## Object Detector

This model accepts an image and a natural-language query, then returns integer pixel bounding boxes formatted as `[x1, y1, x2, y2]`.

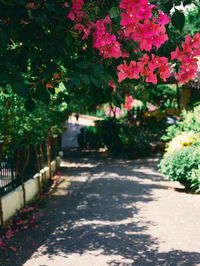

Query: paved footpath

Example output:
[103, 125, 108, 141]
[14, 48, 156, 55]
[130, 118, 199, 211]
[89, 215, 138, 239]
[1, 116, 200, 266]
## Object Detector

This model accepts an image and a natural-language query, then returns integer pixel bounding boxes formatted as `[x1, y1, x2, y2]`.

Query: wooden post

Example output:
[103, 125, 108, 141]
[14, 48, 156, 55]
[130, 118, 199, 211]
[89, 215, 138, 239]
[46, 136, 51, 180]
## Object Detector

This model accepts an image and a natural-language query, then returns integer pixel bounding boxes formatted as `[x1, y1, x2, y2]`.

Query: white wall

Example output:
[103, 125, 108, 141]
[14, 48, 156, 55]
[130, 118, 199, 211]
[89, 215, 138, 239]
[1, 157, 60, 224]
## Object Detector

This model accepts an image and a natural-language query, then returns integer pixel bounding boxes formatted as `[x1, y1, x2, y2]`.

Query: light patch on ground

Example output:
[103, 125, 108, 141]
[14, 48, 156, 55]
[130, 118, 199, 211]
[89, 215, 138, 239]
[23, 249, 133, 266]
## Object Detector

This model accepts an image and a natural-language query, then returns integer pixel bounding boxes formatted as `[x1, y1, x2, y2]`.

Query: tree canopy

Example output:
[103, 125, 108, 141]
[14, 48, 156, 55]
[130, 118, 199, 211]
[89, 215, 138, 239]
[0, 0, 199, 111]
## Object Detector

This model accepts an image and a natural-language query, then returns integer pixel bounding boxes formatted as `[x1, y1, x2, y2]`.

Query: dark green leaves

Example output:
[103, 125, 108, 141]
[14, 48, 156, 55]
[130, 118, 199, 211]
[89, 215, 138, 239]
[11, 80, 28, 99]
[76, 61, 90, 70]
[171, 9, 185, 32]
[25, 97, 35, 111]
[183, 0, 192, 6]
[80, 74, 90, 85]
[163, 3, 173, 13]
[92, 64, 104, 77]
[71, 73, 81, 87]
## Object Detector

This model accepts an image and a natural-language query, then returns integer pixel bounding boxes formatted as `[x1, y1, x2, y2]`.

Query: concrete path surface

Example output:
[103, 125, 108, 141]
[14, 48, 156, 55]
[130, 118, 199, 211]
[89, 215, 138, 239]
[1, 116, 200, 265]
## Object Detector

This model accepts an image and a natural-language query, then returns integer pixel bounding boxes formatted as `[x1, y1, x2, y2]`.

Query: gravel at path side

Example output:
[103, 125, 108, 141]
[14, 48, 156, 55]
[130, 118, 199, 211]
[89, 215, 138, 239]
[2, 152, 200, 266]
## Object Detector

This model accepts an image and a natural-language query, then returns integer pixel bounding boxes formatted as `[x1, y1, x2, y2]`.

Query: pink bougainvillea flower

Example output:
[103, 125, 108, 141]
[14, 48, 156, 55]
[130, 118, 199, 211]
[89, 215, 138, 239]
[66, 12, 75, 21]
[64, 2, 69, 8]
[171, 33, 200, 84]
[125, 96, 134, 111]
[108, 80, 116, 91]
[105, 105, 113, 116]
[115, 107, 123, 117]
[157, 11, 170, 25]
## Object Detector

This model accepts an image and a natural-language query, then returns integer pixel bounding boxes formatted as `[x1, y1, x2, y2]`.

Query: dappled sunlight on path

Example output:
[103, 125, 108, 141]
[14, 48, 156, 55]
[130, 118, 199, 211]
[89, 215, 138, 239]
[15, 154, 200, 265]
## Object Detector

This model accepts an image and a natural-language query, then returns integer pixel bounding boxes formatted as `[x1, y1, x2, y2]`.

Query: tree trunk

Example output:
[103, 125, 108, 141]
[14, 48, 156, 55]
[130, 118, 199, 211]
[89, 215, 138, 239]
[176, 83, 180, 109]
[34, 146, 42, 197]
[40, 140, 45, 169]
[16, 145, 30, 207]
[53, 137, 58, 172]
[46, 137, 51, 180]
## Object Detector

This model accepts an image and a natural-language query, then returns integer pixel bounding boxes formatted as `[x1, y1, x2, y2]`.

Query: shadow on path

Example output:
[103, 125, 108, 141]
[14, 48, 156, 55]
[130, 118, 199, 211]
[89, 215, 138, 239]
[1, 151, 200, 265]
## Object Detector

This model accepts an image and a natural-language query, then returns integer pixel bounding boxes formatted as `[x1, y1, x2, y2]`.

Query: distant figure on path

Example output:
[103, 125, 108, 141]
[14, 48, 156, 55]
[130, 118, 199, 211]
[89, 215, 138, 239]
[75, 113, 79, 123]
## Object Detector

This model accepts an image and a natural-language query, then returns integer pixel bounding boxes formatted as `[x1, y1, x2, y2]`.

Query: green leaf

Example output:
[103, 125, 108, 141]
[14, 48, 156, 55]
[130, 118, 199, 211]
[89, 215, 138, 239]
[71, 73, 81, 87]
[171, 9, 185, 32]
[65, 33, 73, 47]
[90, 75, 100, 88]
[100, 72, 110, 87]
[183, 0, 192, 6]
[76, 61, 90, 70]
[11, 80, 28, 99]
[25, 97, 35, 111]
[163, 3, 173, 13]
[80, 74, 90, 85]
[38, 88, 50, 105]
[92, 64, 104, 77]
[63, 81, 73, 90]
[0, 0, 13, 5]
[0, 30, 8, 49]
[112, 93, 123, 108]
[110, 7, 119, 19]
[48, 86, 55, 95]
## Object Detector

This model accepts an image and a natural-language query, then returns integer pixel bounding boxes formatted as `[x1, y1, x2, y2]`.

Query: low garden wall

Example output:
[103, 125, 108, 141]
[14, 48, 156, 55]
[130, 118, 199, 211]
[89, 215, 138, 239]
[1, 157, 60, 225]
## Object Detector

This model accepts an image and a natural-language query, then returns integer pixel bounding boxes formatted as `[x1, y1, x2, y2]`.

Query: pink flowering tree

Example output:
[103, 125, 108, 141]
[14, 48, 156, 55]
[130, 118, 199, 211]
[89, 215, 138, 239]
[0, 0, 199, 111]
[66, 0, 200, 112]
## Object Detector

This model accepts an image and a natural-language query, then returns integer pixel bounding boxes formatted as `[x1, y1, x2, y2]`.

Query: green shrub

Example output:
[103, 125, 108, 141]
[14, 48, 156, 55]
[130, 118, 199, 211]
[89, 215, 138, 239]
[85, 126, 102, 150]
[159, 145, 200, 190]
[86, 118, 152, 158]
[162, 105, 200, 143]
[95, 118, 125, 154]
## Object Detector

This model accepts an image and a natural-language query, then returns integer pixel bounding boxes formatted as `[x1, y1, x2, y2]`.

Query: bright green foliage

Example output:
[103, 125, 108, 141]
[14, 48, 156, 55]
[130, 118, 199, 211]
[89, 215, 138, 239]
[162, 105, 200, 142]
[159, 145, 200, 190]
[185, 5, 200, 35]
[159, 104, 200, 192]
[0, 86, 68, 158]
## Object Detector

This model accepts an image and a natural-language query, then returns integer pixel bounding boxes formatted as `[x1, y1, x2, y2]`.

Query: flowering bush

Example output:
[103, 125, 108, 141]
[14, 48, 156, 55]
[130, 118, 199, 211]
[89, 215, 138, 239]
[165, 131, 200, 155]
[67, 0, 200, 90]
[159, 105, 200, 192]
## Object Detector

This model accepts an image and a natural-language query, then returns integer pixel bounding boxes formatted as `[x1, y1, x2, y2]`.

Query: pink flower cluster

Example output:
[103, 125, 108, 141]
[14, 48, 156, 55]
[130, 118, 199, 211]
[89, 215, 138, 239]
[120, 0, 170, 51]
[124, 96, 134, 111]
[66, 0, 85, 22]
[117, 54, 170, 84]
[108, 80, 116, 91]
[66, 0, 199, 86]
[93, 16, 123, 59]
[105, 105, 123, 117]
[171, 33, 200, 84]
